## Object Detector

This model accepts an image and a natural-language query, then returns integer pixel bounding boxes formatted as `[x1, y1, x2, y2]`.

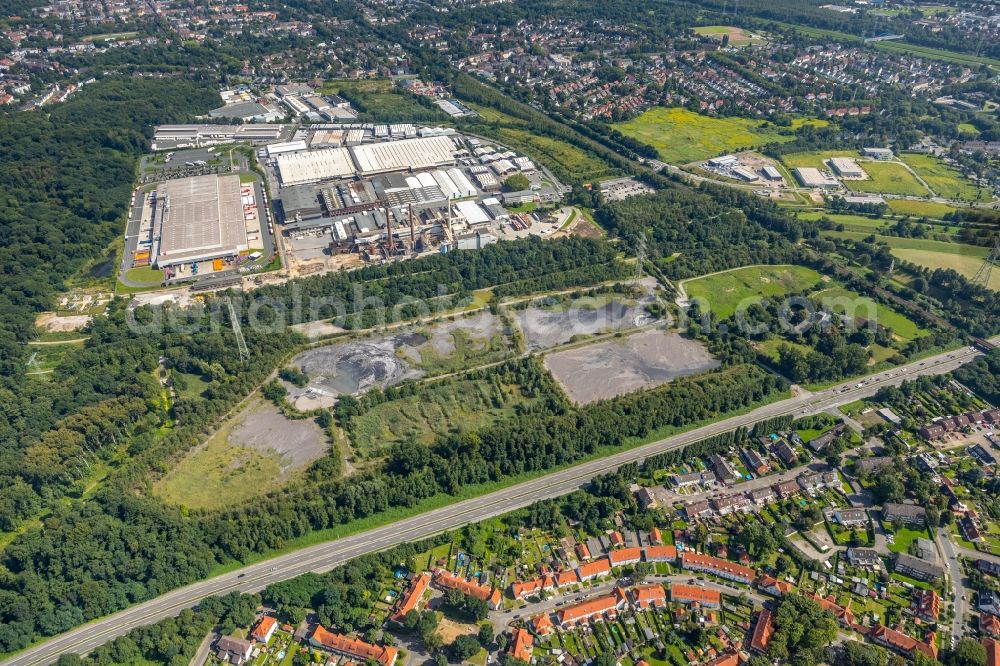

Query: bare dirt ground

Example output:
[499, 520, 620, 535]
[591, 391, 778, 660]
[35, 312, 92, 332]
[436, 617, 479, 644]
[230, 400, 328, 472]
[516, 292, 658, 351]
[289, 335, 426, 409]
[291, 320, 347, 339]
[544, 328, 720, 404]
[401, 312, 503, 362]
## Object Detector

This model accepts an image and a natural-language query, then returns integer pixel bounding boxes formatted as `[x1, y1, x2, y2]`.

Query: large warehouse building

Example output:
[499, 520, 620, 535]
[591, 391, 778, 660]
[274, 135, 459, 185]
[153, 174, 249, 267]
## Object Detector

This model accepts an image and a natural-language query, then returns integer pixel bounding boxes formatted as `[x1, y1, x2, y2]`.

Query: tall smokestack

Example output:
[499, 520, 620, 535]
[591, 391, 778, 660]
[384, 205, 395, 254]
[409, 203, 416, 251]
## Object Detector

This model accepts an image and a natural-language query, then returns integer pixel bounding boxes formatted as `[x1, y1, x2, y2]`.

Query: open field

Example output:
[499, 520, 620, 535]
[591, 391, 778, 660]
[779, 149, 861, 171]
[286, 313, 514, 408]
[692, 25, 765, 47]
[682, 264, 825, 319]
[319, 79, 442, 122]
[843, 162, 929, 196]
[898, 152, 987, 201]
[124, 266, 164, 284]
[885, 199, 960, 219]
[153, 397, 328, 510]
[822, 230, 999, 289]
[811, 285, 927, 341]
[797, 211, 889, 232]
[346, 376, 544, 457]
[612, 107, 827, 165]
[543, 329, 719, 404]
[496, 127, 614, 181]
[515, 290, 659, 351]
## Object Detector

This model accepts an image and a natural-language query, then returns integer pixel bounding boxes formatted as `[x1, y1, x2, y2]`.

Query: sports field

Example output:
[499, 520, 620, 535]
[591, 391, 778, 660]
[898, 153, 987, 201]
[843, 162, 929, 196]
[811, 285, 927, 341]
[682, 264, 825, 319]
[692, 25, 765, 47]
[612, 107, 828, 165]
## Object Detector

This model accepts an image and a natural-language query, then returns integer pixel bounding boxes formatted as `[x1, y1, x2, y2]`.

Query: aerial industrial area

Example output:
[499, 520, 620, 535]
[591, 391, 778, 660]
[123, 117, 568, 291]
[4, 2, 1000, 666]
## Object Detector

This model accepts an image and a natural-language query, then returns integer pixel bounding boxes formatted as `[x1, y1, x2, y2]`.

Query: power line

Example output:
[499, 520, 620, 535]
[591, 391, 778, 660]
[971, 235, 999, 287]
[226, 297, 249, 364]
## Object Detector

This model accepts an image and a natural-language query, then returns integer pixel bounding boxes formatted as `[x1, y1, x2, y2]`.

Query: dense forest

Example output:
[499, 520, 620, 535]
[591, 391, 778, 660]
[595, 185, 807, 278]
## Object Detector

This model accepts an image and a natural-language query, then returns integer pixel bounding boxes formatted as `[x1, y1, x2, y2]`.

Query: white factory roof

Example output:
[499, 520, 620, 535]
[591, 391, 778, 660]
[267, 140, 309, 157]
[447, 168, 477, 197]
[156, 174, 247, 266]
[276, 147, 355, 185]
[455, 200, 490, 225]
[350, 135, 457, 175]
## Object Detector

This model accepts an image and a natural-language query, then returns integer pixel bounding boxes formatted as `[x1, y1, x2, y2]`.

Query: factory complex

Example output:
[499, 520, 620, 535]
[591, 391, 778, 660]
[267, 125, 564, 266]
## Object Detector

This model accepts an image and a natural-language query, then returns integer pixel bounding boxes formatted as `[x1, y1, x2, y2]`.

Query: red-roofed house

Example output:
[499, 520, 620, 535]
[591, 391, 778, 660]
[509, 627, 533, 663]
[556, 589, 627, 627]
[391, 572, 432, 623]
[251, 616, 278, 644]
[756, 575, 793, 597]
[610, 531, 625, 548]
[870, 626, 937, 661]
[670, 583, 721, 608]
[554, 570, 579, 587]
[644, 545, 677, 562]
[309, 626, 399, 666]
[649, 528, 663, 545]
[805, 592, 857, 627]
[983, 638, 999, 666]
[577, 559, 612, 582]
[511, 577, 552, 599]
[704, 651, 741, 666]
[575, 543, 592, 561]
[914, 589, 940, 622]
[609, 547, 643, 567]
[630, 584, 668, 609]
[680, 552, 756, 584]
[750, 609, 775, 653]
[532, 614, 554, 636]
[982, 614, 1000, 638]
[434, 570, 502, 610]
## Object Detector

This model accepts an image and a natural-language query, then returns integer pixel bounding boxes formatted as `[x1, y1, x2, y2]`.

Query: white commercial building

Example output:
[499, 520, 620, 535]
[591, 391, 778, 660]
[276, 147, 356, 185]
[793, 167, 839, 189]
[829, 157, 866, 179]
[350, 136, 457, 175]
[154, 174, 248, 267]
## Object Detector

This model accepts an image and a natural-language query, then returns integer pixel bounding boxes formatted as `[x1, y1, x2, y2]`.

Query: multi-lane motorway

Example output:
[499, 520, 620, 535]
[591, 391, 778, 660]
[3, 339, 995, 666]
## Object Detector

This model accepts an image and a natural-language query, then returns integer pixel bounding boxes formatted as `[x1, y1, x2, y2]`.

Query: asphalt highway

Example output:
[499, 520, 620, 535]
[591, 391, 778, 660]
[3, 339, 995, 666]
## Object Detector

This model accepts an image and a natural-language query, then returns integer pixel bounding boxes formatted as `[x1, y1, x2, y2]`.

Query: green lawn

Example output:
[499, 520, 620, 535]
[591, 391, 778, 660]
[810, 285, 927, 341]
[613, 107, 828, 165]
[318, 79, 443, 122]
[797, 211, 889, 232]
[124, 266, 163, 284]
[886, 525, 930, 554]
[844, 162, 929, 197]
[885, 199, 960, 219]
[757, 338, 813, 363]
[822, 231, 1000, 290]
[898, 152, 988, 201]
[682, 264, 825, 319]
[780, 150, 862, 170]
